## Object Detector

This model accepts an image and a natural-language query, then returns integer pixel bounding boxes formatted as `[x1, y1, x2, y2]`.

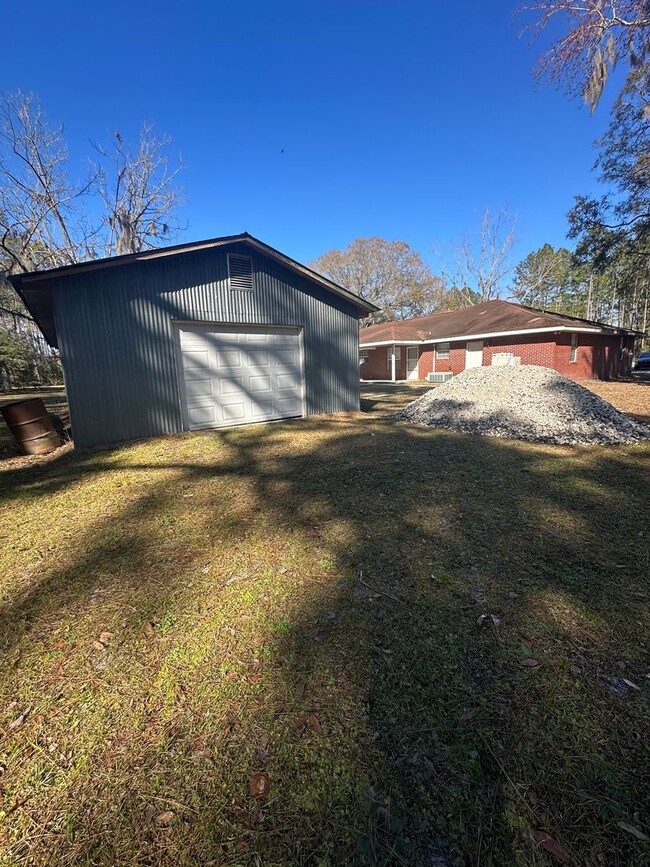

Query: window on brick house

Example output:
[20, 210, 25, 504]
[570, 334, 578, 362]
[359, 349, 369, 365]
[436, 342, 450, 359]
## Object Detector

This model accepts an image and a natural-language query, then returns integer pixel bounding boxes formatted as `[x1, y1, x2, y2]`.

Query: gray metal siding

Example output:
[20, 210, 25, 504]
[53, 244, 360, 448]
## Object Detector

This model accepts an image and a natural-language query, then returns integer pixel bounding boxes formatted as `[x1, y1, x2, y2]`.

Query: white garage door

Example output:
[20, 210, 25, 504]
[176, 324, 304, 430]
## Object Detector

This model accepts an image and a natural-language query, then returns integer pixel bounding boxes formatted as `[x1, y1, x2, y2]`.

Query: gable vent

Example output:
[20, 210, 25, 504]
[228, 254, 254, 291]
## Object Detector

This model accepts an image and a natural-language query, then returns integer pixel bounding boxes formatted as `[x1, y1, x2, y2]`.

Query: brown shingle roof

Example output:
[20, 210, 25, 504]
[359, 300, 643, 345]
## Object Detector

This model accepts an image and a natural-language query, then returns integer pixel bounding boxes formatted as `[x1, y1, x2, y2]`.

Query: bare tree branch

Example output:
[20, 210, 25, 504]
[439, 207, 517, 306]
[92, 123, 185, 255]
[520, 1, 650, 110]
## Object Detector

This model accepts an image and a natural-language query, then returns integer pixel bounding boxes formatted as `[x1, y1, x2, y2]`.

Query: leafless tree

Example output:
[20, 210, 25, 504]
[0, 92, 184, 277]
[521, 1, 650, 110]
[0, 91, 98, 273]
[440, 208, 517, 307]
[93, 123, 184, 255]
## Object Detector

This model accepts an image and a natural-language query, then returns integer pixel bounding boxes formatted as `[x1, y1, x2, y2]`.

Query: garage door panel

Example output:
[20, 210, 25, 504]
[247, 350, 269, 366]
[187, 404, 219, 428]
[251, 400, 274, 418]
[219, 377, 244, 395]
[182, 350, 210, 378]
[276, 349, 298, 366]
[222, 402, 247, 421]
[278, 397, 302, 415]
[216, 350, 242, 369]
[277, 373, 298, 389]
[185, 378, 214, 398]
[178, 325, 303, 430]
[250, 375, 272, 392]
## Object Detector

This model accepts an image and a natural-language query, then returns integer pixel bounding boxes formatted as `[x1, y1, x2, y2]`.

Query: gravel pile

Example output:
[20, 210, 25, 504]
[394, 365, 650, 445]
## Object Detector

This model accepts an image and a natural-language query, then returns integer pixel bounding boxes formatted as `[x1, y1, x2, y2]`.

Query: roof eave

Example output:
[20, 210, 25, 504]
[11, 232, 377, 317]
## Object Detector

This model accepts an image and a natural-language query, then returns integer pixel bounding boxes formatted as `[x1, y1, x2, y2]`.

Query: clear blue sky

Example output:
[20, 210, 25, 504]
[4, 0, 617, 272]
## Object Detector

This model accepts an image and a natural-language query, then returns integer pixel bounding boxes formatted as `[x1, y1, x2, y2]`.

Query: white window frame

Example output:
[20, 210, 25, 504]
[359, 349, 369, 364]
[570, 334, 578, 362]
[436, 342, 450, 359]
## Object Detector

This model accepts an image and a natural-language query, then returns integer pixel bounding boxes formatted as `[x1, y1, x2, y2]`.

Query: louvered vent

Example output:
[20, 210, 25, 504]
[228, 254, 254, 291]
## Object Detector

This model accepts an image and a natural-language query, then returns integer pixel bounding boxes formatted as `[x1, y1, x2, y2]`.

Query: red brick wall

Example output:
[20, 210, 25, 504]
[483, 335, 555, 369]
[553, 333, 631, 380]
[412, 333, 630, 381]
[360, 346, 407, 380]
[418, 343, 476, 376]
[418, 348, 435, 379]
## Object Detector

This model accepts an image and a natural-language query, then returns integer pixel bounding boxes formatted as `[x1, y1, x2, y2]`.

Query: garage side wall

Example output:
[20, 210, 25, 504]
[53, 244, 360, 447]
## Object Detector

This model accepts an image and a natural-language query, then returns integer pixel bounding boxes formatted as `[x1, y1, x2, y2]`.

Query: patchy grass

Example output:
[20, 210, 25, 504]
[0, 389, 649, 866]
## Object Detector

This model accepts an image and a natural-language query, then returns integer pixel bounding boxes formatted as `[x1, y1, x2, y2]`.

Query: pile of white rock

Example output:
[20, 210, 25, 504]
[395, 365, 650, 445]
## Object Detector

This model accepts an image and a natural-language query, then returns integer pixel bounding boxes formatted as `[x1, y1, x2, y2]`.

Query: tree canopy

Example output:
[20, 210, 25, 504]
[309, 237, 446, 324]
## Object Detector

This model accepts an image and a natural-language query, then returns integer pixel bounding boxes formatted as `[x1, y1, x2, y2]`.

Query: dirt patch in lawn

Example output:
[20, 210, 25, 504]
[0, 416, 648, 866]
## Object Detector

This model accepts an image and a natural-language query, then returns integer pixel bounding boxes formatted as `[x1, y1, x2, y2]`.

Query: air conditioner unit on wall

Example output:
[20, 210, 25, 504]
[427, 372, 454, 383]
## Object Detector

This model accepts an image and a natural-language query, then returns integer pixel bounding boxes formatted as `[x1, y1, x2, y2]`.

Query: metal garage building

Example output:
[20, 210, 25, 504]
[11, 233, 376, 448]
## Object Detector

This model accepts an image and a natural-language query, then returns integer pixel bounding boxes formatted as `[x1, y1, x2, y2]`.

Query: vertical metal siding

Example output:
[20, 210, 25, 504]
[53, 244, 360, 448]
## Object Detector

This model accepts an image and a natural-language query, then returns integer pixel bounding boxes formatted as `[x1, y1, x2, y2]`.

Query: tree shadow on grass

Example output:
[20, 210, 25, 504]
[0, 418, 648, 866]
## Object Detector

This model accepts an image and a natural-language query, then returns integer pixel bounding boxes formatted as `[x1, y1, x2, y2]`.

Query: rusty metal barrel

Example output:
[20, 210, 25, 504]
[1, 398, 63, 455]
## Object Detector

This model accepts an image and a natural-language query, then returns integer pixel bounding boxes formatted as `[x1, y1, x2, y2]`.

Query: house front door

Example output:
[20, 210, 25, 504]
[465, 340, 484, 369]
[406, 346, 419, 380]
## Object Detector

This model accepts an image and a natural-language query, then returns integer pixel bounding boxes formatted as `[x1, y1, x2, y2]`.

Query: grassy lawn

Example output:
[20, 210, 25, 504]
[0, 386, 649, 865]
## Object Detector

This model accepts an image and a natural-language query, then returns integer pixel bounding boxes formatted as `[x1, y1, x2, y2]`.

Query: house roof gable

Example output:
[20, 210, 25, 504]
[9, 232, 378, 348]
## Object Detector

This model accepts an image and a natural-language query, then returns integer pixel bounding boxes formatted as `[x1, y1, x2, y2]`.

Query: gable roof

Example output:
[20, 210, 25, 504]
[9, 232, 378, 348]
[359, 299, 644, 346]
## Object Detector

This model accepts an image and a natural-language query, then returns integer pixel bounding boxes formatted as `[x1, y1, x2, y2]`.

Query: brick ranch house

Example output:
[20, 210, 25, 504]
[359, 299, 642, 382]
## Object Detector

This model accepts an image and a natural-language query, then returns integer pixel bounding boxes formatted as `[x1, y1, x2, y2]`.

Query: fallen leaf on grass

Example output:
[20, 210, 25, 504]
[617, 821, 649, 841]
[534, 830, 570, 863]
[144, 622, 154, 637]
[519, 658, 541, 668]
[98, 631, 113, 645]
[249, 772, 270, 797]
[155, 810, 175, 826]
[477, 613, 500, 627]
[622, 678, 640, 691]
[191, 748, 212, 761]
[8, 708, 31, 729]
[92, 641, 106, 653]
[292, 714, 323, 735]
[307, 713, 322, 733]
